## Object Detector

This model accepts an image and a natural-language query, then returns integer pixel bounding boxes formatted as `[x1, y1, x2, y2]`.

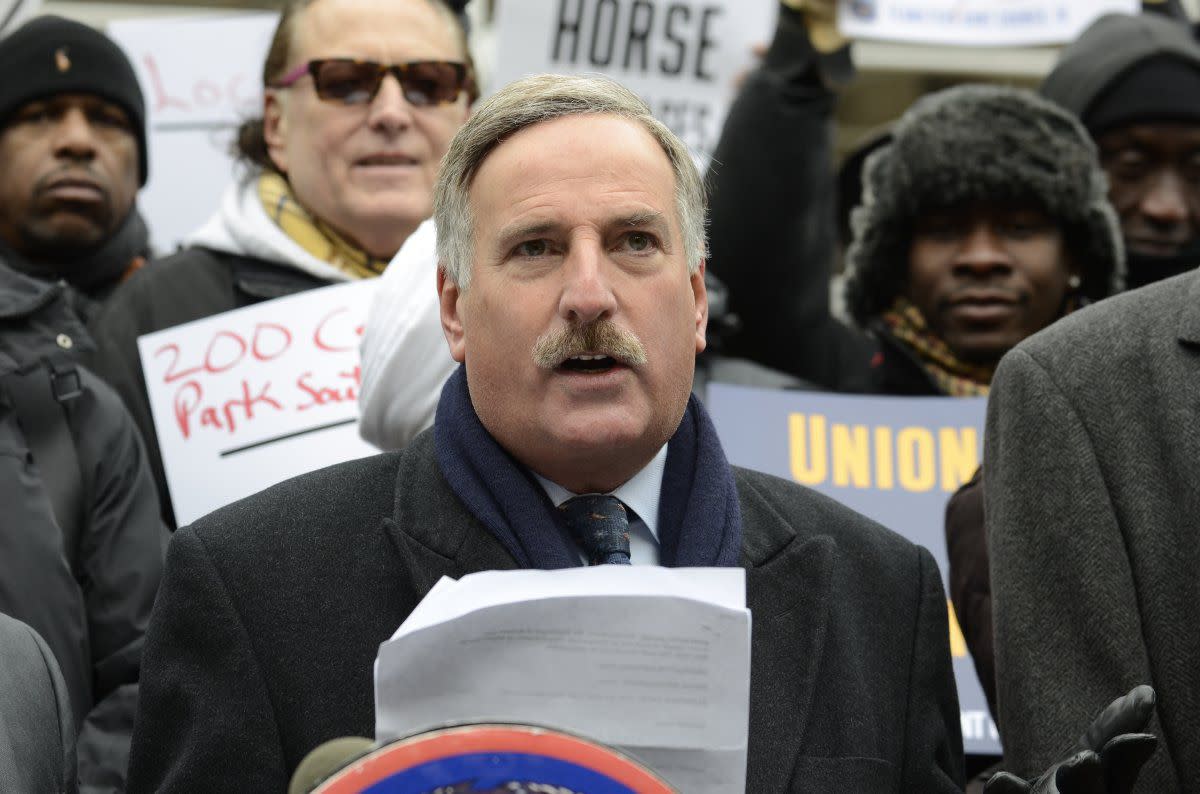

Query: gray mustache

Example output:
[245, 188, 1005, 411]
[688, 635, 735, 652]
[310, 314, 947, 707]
[532, 320, 648, 369]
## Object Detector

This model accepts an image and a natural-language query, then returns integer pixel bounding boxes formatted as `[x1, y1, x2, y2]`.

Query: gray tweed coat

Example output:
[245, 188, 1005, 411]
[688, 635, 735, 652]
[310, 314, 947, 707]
[0, 612, 76, 793]
[127, 430, 964, 792]
[985, 269, 1200, 792]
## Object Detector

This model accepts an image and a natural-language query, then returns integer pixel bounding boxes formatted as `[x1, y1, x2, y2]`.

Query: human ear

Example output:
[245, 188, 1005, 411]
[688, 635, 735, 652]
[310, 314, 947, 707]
[438, 267, 467, 362]
[692, 260, 709, 354]
[263, 91, 289, 174]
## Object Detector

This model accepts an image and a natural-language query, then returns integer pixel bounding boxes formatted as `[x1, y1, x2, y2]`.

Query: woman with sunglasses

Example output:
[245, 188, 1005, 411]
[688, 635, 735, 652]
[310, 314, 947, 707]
[86, 0, 476, 529]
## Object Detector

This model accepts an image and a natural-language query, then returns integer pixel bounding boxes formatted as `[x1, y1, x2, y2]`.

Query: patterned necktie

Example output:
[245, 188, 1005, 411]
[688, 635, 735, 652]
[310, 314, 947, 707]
[559, 494, 632, 565]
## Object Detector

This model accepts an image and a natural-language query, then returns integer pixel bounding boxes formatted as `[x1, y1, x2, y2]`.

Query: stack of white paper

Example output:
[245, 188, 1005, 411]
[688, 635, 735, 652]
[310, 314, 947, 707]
[374, 566, 751, 793]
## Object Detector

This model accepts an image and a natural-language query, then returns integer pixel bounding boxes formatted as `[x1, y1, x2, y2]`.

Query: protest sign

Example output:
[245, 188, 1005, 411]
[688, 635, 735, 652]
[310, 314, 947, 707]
[706, 384, 1000, 754]
[137, 281, 381, 526]
[838, 0, 1139, 47]
[491, 0, 775, 165]
[0, 0, 41, 36]
[107, 14, 277, 252]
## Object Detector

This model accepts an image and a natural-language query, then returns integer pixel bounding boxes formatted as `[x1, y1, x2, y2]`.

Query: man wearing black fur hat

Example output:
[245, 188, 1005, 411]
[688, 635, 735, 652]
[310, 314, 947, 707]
[1041, 12, 1200, 290]
[0, 15, 150, 314]
[711, 76, 1123, 396]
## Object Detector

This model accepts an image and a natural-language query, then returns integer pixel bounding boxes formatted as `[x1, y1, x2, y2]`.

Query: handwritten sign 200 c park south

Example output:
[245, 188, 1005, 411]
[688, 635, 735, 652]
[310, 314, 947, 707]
[137, 280, 381, 526]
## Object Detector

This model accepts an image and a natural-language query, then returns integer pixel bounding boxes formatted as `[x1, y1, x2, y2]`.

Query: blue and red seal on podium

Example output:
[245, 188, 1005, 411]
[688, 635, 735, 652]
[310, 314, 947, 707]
[311, 724, 677, 794]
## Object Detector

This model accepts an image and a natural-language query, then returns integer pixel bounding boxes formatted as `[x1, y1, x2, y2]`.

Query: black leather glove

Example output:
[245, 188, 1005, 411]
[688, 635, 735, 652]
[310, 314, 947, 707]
[984, 685, 1158, 794]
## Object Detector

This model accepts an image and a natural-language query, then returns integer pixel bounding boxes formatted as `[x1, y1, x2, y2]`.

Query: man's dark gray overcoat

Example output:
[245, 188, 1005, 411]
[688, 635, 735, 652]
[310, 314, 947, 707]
[986, 269, 1200, 792]
[128, 431, 964, 792]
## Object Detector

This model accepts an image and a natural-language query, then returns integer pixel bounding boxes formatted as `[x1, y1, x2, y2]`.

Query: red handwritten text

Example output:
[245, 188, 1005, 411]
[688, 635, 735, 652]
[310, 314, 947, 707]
[174, 379, 283, 438]
[314, 307, 364, 353]
[295, 366, 362, 411]
[142, 54, 253, 115]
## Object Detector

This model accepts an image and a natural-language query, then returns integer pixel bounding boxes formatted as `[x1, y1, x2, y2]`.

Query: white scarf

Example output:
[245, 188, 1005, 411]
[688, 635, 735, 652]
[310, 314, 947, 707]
[357, 219, 457, 451]
[185, 174, 353, 283]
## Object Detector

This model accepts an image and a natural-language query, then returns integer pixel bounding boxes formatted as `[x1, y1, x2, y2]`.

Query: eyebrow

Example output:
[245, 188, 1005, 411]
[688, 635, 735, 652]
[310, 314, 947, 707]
[495, 221, 559, 252]
[494, 211, 674, 251]
[614, 210, 672, 239]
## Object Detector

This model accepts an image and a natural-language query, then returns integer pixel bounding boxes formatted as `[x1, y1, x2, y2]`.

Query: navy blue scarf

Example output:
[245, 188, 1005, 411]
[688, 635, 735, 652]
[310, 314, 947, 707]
[434, 366, 742, 569]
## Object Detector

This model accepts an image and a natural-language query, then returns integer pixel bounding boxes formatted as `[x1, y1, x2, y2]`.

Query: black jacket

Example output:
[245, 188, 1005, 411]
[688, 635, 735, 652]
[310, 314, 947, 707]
[1040, 12, 1200, 122]
[128, 430, 964, 793]
[0, 262, 166, 792]
[87, 246, 330, 527]
[0, 208, 154, 321]
[706, 11, 940, 397]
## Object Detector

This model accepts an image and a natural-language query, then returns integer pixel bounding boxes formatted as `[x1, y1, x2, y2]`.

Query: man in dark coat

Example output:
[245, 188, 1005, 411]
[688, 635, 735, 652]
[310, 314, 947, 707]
[0, 259, 166, 792]
[985, 267, 1200, 792]
[1040, 12, 1200, 290]
[947, 8, 1200, 738]
[128, 72, 967, 793]
[0, 16, 151, 316]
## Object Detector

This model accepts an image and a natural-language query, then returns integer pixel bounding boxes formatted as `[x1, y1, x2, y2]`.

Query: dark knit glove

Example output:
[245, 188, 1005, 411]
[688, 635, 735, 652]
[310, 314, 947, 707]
[985, 686, 1157, 794]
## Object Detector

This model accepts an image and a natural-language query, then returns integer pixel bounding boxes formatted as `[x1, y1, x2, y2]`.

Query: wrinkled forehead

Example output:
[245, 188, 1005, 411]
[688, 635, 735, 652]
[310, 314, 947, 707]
[290, 0, 465, 63]
[468, 114, 681, 219]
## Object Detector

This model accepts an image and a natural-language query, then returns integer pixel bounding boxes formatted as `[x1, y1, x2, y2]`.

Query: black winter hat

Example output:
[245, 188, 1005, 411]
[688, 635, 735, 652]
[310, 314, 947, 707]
[843, 84, 1124, 327]
[0, 15, 147, 185]
[1040, 13, 1200, 126]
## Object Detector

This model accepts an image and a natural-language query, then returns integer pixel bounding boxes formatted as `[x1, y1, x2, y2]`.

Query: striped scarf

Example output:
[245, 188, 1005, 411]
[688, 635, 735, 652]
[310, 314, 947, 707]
[881, 297, 994, 397]
[257, 172, 389, 279]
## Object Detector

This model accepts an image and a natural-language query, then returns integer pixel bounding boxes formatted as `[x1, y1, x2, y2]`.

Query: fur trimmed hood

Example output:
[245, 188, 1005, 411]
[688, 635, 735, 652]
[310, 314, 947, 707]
[843, 84, 1125, 326]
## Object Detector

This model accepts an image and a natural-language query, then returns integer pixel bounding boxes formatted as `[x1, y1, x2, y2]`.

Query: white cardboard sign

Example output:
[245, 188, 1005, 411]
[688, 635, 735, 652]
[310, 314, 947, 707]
[491, 0, 776, 166]
[837, 0, 1140, 47]
[137, 281, 380, 526]
[107, 14, 278, 253]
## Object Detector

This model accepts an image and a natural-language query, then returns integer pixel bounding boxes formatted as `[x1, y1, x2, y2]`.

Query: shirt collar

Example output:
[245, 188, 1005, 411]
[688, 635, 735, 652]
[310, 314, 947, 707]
[533, 445, 668, 541]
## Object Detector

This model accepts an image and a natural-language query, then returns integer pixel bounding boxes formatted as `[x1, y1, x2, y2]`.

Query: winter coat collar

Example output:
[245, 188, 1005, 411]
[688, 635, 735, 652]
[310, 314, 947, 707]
[0, 208, 150, 300]
[0, 261, 93, 377]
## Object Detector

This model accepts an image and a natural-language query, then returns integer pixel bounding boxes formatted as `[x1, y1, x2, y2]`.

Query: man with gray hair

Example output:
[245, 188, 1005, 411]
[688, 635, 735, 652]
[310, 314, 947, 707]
[128, 72, 969, 792]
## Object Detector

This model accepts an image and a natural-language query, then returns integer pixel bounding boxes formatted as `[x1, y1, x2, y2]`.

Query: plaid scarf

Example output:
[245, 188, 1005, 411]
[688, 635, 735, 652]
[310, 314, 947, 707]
[257, 172, 389, 279]
[881, 297, 994, 397]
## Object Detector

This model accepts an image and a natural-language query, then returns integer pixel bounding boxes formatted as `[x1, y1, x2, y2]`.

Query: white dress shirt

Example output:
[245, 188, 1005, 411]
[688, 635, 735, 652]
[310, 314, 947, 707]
[533, 445, 668, 566]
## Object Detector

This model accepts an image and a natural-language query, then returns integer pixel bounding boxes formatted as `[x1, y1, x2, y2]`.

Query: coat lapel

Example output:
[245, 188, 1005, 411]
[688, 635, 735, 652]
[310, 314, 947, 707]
[382, 433, 519, 605]
[738, 473, 835, 791]
[1176, 270, 1200, 348]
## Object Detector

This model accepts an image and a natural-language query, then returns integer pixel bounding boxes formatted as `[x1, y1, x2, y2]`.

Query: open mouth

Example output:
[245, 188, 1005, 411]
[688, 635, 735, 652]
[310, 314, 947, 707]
[558, 353, 620, 374]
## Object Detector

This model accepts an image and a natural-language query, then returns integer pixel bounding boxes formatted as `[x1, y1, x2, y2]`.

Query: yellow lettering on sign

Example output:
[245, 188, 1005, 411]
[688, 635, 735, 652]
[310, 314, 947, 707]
[788, 413, 827, 485]
[785, 414, 979, 494]
[831, 424, 870, 488]
[939, 427, 979, 491]
[896, 427, 936, 492]
[874, 426, 894, 490]
[948, 600, 967, 658]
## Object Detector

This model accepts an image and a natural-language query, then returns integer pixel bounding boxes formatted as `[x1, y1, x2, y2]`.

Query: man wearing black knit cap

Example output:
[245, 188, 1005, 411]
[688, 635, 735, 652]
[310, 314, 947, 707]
[0, 14, 150, 314]
[1041, 12, 1200, 289]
